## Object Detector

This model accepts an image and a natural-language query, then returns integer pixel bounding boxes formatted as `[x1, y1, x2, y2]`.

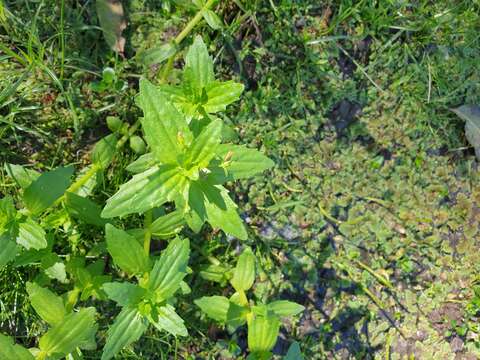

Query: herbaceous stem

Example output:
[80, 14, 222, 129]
[144, 209, 153, 255]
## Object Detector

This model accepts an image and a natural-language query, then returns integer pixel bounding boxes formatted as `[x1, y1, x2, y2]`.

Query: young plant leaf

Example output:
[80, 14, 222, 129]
[285, 341, 303, 360]
[148, 237, 189, 300]
[147, 304, 188, 337]
[0, 334, 34, 360]
[267, 300, 304, 317]
[137, 79, 191, 164]
[185, 118, 222, 169]
[213, 144, 275, 180]
[23, 166, 73, 215]
[39, 307, 97, 358]
[150, 209, 185, 237]
[102, 307, 148, 360]
[103, 282, 146, 307]
[92, 134, 118, 169]
[102, 165, 188, 218]
[184, 36, 214, 92]
[231, 247, 255, 292]
[204, 81, 244, 113]
[226, 301, 249, 329]
[141, 42, 177, 66]
[195, 295, 229, 322]
[26, 282, 65, 326]
[16, 217, 47, 250]
[105, 224, 150, 274]
[0, 233, 17, 268]
[202, 9, 223, 30]
[125, 152, 157, 173]
[4, 163, 40, 189]
[247, 314, 280, 354]
[65, 192, 107, 227]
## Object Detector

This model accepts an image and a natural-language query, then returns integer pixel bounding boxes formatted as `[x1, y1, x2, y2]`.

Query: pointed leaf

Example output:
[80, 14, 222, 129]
[102, 165, 188, 218]
[213, 144, 274, 180]
[151, 210, 185, 237]
[185, 36, 214, 91]
[267, 300, 304, 317]
[285, 342, 303, 360]
[148, 237, 189, 300]
[16, 217, 47, 250]
[204, 81, 244, 113]
[0, 334, 34, 360]
[185, 119, 222, 168]
[231, 247, 255, 292]
[0, 233, 17, 268]
[26, 282, 65, 326]
[92, 134, 118, 169]
[4, 163, 40, 189]
[147, 304, 188, 337]
[102, 307, 148, 360]
[39, 307, 97, 357]
[103, 282, 146, 307]
[126, 152, 156, 173]
[105, 224, 150, 274]
[23, 166, 73, 215]
[141, 42, 177, 66]
[195, 296, 229, 322]
[65, 192, 107, 227]
[202, 9, 223, 30]
[248, 314, 280, 353]
[137, 79, 191, 164]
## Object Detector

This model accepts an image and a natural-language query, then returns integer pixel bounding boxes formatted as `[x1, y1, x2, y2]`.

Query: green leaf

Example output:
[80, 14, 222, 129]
[204, 81, 244, 113]
[231, 247, 255, 292]
[141, 42, 177, 66]
[65, 192, 107, 227]
[185, 118, 222, 168]
[23, 166, 73, 215]
[147, 304, 188, 337]
[202, 9, 223, 30]
[102, 165, 188, 218]
[248, 314, 280, 353]
[195, 296, 229, 322]
[26, 282, 65, 326]
[184, 36, 214, 91]
[151, 210, 185, 238]
[96, 0, 126, 53]
[102, 307, 148, 360]
[41, 253, 67, 283]
[103, 282, 146, 307]
[0, 233, 17, 268]
[213, 144, 274, 181]
[137, 79, 191, 164]
[199, 264, 231, 284]
[4, 163, 40, 189]
[105, 224, 150, 274]
[92, 134, 118, 169]
[188, 182, 247, 239]
[267, 300, 304, 317]
[285, 342, 303, 360]
[126, 152, 157, 173]
[226, 301, 249, 329]
[0, 333, 34, 360]
[451, 105, 480, 159]
[16, 217, 47, 250]
[148, 237, 189, 300]
[39, 307, 97, 357]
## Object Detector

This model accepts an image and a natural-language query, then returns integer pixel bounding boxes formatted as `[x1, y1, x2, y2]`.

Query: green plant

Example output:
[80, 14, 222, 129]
[0, 28, 302, 360]
[195, 248, 304, 359]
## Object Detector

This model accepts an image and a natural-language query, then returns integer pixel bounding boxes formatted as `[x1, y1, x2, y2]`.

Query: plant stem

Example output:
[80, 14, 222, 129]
[160, 0, 217, 82]
[143, 209, 153, 255]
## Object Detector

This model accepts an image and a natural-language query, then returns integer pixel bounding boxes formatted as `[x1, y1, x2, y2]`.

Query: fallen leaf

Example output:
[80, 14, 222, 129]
[451, 105, 480, 159]
[96, 0, 126, 54]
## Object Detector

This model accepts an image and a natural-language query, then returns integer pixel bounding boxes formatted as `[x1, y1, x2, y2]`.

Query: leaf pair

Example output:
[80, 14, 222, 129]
[195, 248, 304, 359]
[0, 282, 98, 360]
[159, 36, 244, 122]
[101, 225, 190, 359]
